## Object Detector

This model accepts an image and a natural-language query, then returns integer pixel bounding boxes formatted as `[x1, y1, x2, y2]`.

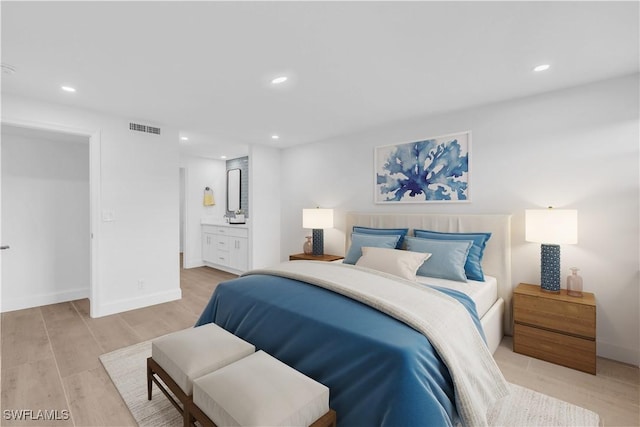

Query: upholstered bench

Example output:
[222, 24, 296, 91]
[189, 350, 336, 427]
[147, 323, 255, 427]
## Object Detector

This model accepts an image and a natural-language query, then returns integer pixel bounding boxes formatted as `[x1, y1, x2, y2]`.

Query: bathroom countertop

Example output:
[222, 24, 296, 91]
[200, 219, 249, 228]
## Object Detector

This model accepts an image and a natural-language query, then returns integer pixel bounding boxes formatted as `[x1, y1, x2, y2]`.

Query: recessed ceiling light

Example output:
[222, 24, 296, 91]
[61, 85, 76, 92]
[180, 136, 189, 141]
[271, 76, 288, 85]
[271, 135, 280, 140]
[533, 64, 550, 72]
[221, 155, 227, 159]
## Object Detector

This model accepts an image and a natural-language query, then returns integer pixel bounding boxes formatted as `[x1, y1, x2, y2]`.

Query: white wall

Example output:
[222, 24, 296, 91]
[179, 155, 227, 268]
[180, 168, 185, 253]
[1, 131, 90, 310]
[249, 144, 281, 269]
[279, 75, 640, 365]
[2, 94, 181, 317]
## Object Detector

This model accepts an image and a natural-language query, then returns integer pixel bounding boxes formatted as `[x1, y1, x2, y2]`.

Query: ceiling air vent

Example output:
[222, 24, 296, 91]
[129, 122, 161, 135]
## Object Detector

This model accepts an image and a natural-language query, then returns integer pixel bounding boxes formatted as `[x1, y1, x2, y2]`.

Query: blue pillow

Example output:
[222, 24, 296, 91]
[405, 237, 473, 282]
[413, 229, 491, 281]
[352, 226, 409, 249]
[344, 233, 401, 265]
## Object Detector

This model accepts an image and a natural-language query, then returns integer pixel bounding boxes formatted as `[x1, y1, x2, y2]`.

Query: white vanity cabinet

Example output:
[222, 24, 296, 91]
[202, 224, 249, 274]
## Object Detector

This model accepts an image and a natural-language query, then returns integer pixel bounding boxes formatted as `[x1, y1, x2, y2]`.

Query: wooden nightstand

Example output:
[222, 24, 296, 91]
[513, 283, 596, 374]
[289, 253, 344, 262]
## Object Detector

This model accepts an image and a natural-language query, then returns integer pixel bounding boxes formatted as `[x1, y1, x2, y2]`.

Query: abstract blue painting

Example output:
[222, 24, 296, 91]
[375, 132, 470, 203]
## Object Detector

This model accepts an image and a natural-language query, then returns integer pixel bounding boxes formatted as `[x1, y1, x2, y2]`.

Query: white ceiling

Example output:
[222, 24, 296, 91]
[2, 1, 638, 159]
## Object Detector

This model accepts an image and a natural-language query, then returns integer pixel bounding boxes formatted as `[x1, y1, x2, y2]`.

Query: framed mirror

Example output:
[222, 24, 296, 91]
[227, 168, 241, 212]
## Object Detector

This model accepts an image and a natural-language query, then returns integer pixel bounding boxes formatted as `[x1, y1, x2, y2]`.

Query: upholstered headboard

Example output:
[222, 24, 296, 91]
[345, 212, 513, 331]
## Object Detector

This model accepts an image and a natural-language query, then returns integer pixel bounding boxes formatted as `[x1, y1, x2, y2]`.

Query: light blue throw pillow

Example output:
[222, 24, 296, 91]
[352, 226, 409, 249]
[405, 237, 473, 282]
[413, 229, 491, 281]
[344, 233, 401, 265]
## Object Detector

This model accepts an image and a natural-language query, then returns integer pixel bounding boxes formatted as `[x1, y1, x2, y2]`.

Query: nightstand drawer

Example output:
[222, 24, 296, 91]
[514, 323, 596, 374]
[514, 293, 595, 339]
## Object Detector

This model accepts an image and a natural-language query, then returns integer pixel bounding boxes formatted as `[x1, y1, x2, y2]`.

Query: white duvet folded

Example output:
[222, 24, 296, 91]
[244, 261, 510, 427]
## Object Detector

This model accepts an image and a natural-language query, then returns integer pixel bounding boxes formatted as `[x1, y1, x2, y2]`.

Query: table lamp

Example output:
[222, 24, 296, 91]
[525, 207, 578, 292]
[302, 208, 334, 256]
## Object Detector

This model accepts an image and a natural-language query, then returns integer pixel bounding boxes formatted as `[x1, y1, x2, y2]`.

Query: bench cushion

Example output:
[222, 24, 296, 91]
[151, 323, 255, 395]
[193, 350, 330, 427]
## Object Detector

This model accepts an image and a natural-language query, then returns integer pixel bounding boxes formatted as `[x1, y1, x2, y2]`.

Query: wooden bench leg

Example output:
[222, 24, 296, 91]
[147, 360, 153, 400]
[183, 400, 192, 427]
[147, 357, 192, 426]
[187, 398, 216, 427]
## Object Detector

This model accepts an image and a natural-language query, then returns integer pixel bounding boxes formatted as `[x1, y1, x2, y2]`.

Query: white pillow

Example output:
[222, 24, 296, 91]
[355, 247, 431, 281]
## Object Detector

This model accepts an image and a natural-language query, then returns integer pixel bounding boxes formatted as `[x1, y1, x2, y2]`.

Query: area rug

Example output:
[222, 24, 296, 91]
[100, 340, 601, 427]
[100, 341, 181, 427]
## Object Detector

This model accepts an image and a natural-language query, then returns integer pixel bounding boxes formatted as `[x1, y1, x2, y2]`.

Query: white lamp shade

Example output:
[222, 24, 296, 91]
[302, 208, 334, 229]
[525, 209, 578, 244]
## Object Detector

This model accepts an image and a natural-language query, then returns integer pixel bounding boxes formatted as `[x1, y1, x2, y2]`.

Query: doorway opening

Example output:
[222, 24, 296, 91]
[1, 123, 99, 315]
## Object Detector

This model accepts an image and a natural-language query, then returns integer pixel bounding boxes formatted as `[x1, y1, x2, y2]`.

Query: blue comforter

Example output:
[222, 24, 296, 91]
[196, 273, 483, 427]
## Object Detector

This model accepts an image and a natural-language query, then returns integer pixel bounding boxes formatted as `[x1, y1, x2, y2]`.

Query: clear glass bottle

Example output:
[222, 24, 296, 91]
[566, 267, 583, 297]
[303, 236, 313, 255]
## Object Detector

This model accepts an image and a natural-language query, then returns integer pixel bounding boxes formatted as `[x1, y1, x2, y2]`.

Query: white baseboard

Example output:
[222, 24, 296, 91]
[1, 288, 90, 313]
[184, 258, 205, 269]
[203, 261, 243, 276]
[598, 340, 640, 367]
[92, 288, 182, 318]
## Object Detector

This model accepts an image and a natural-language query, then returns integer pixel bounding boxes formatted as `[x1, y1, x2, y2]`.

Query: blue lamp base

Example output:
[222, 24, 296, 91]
[540, 243, 561, 293]
[312, 229, 324, 256]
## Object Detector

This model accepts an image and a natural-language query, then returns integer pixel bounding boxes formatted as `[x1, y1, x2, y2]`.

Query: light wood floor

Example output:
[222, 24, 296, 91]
[1, 262, 638, 426]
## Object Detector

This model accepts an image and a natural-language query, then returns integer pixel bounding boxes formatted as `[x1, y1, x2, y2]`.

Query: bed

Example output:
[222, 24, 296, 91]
[196, 213, 512, 426]
[344, 212, 513, 353]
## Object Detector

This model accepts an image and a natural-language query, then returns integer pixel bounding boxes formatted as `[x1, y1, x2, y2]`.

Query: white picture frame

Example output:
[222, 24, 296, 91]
[374, 131, 471, 203]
